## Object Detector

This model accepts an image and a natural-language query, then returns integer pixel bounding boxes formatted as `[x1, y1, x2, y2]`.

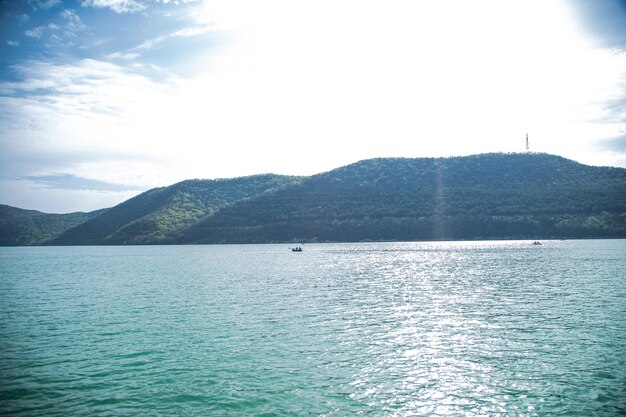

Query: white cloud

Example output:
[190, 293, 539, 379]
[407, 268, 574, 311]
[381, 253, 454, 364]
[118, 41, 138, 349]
[106, 51, 142, 61]
[0, 59, 179, 187]
[1, 0, 625, 212]
[184, 0, 626, 167]
[60, 9, 87, 38]
[30, 0, 62, 10]
[41, 0, 62, 9]
[0, 178, 139, 213]
[106, 24, 215, 61]
[25, 26, 45, 38]
[6, 41, 20, 47]
[81, 0, 146, 13]
[60, 8, 81, 22]
[48, 23, 59, 30]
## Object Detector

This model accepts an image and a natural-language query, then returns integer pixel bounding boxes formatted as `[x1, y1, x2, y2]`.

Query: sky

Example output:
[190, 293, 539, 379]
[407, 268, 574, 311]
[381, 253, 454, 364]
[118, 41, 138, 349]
[1, 0, 625, 213]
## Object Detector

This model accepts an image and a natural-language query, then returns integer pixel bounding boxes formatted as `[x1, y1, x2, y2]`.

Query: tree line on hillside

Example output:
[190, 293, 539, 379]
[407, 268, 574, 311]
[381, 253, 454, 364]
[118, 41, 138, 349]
[1, 153, 624, 245]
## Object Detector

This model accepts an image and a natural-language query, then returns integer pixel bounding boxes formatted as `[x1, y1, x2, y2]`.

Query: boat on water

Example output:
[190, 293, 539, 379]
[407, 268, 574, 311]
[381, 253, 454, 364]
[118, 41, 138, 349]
[531, 241, 542, 245]
[291, 246, 303, 252]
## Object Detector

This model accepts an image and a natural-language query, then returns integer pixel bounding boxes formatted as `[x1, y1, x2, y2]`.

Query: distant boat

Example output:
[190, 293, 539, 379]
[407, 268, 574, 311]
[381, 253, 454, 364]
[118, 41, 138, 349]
[531, 241, 542, 245]
[291, 246, 303, 252]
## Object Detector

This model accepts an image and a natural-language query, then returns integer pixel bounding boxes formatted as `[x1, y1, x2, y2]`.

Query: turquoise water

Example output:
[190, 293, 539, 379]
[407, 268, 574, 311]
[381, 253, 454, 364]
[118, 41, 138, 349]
[0, 240, 625, 416]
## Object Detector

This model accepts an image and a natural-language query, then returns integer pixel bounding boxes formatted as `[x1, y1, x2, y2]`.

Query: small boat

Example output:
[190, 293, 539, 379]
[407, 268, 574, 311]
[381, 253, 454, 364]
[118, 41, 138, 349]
[291, 246, 303, 252]
[531, 241, 542, 245]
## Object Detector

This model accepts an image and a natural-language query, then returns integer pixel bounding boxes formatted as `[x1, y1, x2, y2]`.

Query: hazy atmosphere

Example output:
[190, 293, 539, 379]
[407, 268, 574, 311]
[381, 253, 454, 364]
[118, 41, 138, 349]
[1, 0, 625, 213]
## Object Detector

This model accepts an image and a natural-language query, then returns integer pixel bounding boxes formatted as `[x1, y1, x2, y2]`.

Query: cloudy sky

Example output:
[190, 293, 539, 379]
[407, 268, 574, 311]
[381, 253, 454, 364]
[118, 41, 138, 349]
[1, 0, 625, 213]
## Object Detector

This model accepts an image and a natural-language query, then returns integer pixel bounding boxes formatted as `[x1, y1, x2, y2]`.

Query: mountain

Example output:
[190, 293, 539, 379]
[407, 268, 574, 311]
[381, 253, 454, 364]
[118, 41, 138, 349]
[0, 205, 105, 246]
[3, 153, 625, 246]
[177, 153, 626, 243]
[48, 174, 302, 245]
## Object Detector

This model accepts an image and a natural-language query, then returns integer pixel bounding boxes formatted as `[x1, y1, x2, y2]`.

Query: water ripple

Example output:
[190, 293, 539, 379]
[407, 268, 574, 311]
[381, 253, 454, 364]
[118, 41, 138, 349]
[1, 241, 625, 416]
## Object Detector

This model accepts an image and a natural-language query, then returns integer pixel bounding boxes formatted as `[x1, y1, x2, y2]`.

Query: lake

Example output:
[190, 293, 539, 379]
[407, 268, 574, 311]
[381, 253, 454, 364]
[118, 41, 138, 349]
[0, 240, 624, 416]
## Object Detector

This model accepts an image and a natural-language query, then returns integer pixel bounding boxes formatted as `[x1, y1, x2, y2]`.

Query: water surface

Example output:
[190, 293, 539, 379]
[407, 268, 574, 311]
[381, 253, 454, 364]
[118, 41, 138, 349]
[1, 240, 625, 416]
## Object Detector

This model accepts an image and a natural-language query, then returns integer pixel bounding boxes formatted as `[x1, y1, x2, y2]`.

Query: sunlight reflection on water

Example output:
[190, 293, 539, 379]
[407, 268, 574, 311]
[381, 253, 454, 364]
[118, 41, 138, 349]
[0, 240, 625, 416]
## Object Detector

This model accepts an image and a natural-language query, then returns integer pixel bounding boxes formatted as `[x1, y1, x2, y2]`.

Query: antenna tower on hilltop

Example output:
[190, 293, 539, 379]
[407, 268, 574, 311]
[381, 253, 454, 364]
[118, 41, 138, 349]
[526, 133, 529, 152]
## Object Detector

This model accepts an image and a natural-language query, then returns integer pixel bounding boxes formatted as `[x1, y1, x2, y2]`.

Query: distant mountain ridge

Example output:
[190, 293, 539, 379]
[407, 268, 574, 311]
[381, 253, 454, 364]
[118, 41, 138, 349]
[0, 205, 106, 246]
[1, 153, 625, 246]
[176, 153, 626, 243]
[48, 174, 302, 245]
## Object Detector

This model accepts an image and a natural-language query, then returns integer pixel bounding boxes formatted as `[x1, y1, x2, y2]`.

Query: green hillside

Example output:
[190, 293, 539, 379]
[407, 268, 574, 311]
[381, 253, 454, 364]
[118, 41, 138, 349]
[48, 174, 302, 245]
[3, 153, 625, 245]
[178, 153, 626, 243]
[0, 205, 105, 246]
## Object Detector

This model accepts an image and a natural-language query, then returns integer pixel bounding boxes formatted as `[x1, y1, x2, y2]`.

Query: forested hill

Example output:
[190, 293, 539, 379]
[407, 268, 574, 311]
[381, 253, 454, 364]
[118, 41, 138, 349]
[2, 153, 625, 246]
[177, 153, 626, 243]
[48, 174, 302, 245]
[0, 205, 105, 246]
